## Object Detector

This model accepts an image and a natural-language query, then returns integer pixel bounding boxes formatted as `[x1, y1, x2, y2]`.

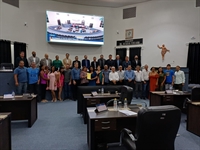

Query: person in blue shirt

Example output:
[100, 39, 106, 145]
[164, 64, 174, 90]
[14, 60, 28, 95]
[71, 62, 81, 100]
[124, 65, 135, 88]
[122, 56, 131, 70]
[102, 65, 110, 85]
[27, 62, 40, 95]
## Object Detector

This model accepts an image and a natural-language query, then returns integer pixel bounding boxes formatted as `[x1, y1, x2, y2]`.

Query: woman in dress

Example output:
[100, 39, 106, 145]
[96, 66, 104, 85]
[80, 66, 89, 86]
[149, 67, 159, 91]
[48, 66, 57, 102]
[40, 65, 49, 103]
[57, 67, 64, 101]
[88, 66, 97, 86]
[157, 67, 166, 91]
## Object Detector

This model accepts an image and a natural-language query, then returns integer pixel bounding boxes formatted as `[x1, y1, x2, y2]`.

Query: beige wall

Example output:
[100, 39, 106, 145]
[113, 0, 200, 67]
[0, 1, 116, 61]
[0, 0, 199, 67]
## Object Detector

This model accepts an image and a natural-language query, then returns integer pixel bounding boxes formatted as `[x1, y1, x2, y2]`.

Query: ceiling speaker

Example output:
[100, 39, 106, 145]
[123, 7, 136, 19]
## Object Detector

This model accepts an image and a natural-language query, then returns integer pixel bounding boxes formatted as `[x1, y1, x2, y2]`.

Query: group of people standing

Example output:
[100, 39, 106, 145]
[13, 51, 185, 102]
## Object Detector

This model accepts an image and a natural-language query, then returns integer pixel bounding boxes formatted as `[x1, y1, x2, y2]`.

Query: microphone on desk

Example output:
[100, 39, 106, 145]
[7, 83, 13, 93]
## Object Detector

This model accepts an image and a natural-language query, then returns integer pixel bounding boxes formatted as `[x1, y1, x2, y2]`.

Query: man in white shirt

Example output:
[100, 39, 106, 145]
[142, 64, 150, 99]
[174, 66, 185, 91]
[109, 66, 119, 85]
[117, 65, 124, 85]
[63, 53, 72, 68]
[134, 65, 144, 99]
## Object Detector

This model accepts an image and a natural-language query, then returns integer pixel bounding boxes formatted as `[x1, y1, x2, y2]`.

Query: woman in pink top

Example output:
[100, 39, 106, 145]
[48, 66, 57, 102]
[57, 67, 64, 101]
[40, 65, 49, 103]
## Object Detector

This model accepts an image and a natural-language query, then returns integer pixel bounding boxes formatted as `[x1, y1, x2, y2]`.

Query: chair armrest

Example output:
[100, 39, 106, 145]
[183, 98, 191, 108]
[120, 128, 137, 150]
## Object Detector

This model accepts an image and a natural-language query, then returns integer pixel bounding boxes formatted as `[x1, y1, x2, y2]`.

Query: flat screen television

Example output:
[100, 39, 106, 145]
[46, 10, 104, 45]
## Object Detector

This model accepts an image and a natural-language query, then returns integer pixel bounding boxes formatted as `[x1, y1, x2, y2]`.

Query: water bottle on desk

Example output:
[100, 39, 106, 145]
[2, 66, 5, 70]
[101, 87, 104, 94]
[124, 98, 128, 109]
[98, 89, 101, 94]
[113, 98, 118, 111]
[12, 91, 15, 99]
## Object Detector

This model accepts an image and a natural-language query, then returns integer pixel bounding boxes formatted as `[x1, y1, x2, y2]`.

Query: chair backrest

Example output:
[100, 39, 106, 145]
[135, 105, 181, 150]
[191, 87, 200, 101]
[120, 85, 133, 104]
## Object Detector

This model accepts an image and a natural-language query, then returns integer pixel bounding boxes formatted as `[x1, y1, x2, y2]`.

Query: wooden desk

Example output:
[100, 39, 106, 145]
[150, 91, 191, 111]
[0, 113, 11, 150]
[187, 102, 200, 136]
[87, 107, 139, 150]
[0, 96, 37, 127]
[83, 93, 120, 124]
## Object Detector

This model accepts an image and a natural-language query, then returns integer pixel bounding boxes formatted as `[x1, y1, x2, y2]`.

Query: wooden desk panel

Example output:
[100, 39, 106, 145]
[0, 113, 11, 150]
[187, 102, 200, 136]
[0, 97, 37, 127]
[87, 107, 138, 150]
[150, 92, 191, 111]
[82, 94, 120, 124]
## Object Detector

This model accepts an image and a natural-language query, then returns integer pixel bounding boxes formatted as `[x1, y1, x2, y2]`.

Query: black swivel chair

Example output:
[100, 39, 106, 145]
[120, 105, 181, 150]
[106, 85, 133, 106]
[183, 86, 200, 108]
[191, 87, 200, 101]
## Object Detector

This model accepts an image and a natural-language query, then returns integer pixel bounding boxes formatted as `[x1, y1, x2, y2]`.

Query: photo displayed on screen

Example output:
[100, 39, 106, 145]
[46, 11, 104, 45]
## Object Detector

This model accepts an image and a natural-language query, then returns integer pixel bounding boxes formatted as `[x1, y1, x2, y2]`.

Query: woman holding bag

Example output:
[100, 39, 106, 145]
[88, 66, 97, 86]
[96, 66, 104, 85]
[80, 66, 89, 86]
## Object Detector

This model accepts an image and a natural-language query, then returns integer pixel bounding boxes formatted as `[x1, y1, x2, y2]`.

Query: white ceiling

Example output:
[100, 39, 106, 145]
[52, 0, 153, 8]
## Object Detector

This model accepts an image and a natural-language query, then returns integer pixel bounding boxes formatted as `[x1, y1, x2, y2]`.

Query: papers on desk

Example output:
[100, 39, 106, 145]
[87, 73, 91, 80]
[151, 91, 165, 94]
[192, 102, 200, 105]
[0, 115, 7, 119]
[119, 110, 137, 116]
[3, 94, 14, 99]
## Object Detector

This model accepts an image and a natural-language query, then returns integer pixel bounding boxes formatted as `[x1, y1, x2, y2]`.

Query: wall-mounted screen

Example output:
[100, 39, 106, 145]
[46, 10, 104, 45]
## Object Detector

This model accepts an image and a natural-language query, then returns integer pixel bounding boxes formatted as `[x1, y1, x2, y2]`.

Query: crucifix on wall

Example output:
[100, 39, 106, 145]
[157, 44, 170, 61]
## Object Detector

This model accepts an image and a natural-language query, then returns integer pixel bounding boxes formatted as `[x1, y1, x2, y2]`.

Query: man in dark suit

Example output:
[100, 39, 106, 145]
[72, 56, 81, 69]
[28, 51, 40, 68]
[82, 55, 90, 69]
[115, 55, 122, 70]
[122, 56, 131, 70]
[98, 54, 106, 70]
[91, 56, 99, 70]
[15, 51, 28, 68]
[132, 55, 141, 70]
[106, 54, 115, 69]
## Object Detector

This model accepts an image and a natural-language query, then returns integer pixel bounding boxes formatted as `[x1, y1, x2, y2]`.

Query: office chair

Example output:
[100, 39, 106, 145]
[120, 85, 133, 104]
[120, 105, 181, 150]
[106, 85, 133, 107]
[191, 87, 200, 101]
[184, 86, 200, 109]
